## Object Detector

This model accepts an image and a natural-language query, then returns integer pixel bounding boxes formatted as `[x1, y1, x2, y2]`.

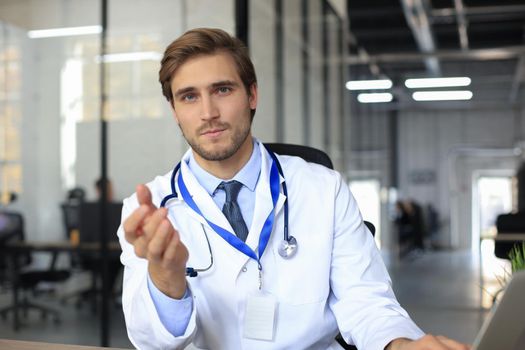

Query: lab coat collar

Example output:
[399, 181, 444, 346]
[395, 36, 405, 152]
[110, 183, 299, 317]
[176, 141, 286, 272]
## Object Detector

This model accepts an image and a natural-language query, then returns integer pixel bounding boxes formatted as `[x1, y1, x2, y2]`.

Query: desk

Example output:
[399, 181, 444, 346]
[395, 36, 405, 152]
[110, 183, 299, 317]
[0, 339, 129, 350]
[1, 241, 121, 337]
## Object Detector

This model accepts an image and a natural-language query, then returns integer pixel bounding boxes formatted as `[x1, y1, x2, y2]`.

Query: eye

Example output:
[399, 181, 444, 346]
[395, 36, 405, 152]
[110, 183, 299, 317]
[217, 86, 232, 94]
[182, 93, 197, 102]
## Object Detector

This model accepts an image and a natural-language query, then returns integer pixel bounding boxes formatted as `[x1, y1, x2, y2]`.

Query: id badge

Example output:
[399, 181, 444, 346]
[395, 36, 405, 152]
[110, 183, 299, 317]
[243, 292, 278, 341]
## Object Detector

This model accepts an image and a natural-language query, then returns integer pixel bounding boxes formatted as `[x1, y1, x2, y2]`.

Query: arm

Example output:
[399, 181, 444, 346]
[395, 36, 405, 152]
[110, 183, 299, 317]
[387, 336, 470, 349]
[119, 184, 196, 349]
[328, 174, 470, 350]
[328, 173, 424, 349]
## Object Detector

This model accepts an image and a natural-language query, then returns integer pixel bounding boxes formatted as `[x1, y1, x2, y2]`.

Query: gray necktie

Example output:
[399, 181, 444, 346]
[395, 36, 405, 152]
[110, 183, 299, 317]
[218, 181, 249, 242]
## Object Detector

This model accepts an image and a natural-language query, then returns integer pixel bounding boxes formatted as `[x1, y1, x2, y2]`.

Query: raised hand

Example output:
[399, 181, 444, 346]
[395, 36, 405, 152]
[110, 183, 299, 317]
[123, 184, 189, 299]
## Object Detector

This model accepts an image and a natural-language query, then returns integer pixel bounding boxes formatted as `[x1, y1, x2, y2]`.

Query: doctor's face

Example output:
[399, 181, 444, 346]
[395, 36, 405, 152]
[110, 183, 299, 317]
[170, 52, 257, 163]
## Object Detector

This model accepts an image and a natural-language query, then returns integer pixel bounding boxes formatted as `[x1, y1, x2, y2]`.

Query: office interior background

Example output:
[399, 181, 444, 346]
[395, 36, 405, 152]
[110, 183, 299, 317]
[0, 0, 524, 348]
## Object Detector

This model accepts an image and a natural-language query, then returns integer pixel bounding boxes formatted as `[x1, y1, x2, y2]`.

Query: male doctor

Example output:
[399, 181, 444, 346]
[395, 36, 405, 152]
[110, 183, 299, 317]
[119, 28, 469, 350]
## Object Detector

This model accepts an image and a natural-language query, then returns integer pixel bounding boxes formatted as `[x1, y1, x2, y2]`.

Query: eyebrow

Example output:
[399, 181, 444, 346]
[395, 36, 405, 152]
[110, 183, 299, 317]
[210, 80, 239, 89]
[173, 86, 195, 99]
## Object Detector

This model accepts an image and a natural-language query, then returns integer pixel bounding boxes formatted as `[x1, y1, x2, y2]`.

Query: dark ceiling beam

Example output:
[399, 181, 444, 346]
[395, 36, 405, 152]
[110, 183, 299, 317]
[352, 27, 413, 39]
[400, 0, 440, 75]
[345, 45, 525, 64]
[345, 2, 382, 77]
[347, 6, 402, 18]
[453, 0, 468, 50]
[432, 4, 525, 18]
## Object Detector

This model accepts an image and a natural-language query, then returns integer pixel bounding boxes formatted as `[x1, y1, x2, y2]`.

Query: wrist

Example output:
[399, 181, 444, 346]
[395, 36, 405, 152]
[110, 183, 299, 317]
[386, 338, 412, 350]
[148, 265, 187, 299]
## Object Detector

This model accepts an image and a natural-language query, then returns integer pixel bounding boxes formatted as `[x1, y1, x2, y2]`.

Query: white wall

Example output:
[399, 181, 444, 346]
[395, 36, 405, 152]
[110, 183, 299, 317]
[307, 0, 325, 150]
[398, 108, 523, 249]
[283, 0, 303, 144]
[250, 0, 277, 142]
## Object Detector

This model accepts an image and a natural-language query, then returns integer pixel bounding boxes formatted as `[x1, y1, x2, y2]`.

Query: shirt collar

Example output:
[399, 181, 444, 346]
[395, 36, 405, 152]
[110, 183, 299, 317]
[187, 140, 261, 196]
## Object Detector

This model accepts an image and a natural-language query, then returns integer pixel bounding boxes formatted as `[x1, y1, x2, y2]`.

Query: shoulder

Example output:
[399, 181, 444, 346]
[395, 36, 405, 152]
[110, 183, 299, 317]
[275, 153, 343, 190]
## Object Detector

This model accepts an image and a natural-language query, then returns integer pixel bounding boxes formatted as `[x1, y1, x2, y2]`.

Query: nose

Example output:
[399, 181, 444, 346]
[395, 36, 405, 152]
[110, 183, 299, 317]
[200, 94, 219, 121]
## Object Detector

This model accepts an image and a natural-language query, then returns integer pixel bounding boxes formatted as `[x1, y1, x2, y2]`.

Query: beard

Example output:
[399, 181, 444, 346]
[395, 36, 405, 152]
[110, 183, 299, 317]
[181, 119, 251, 161]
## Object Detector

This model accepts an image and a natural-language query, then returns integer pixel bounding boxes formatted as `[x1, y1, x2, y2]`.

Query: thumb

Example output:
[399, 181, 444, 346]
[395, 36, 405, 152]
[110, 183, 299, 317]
[136, 184, 156, 210]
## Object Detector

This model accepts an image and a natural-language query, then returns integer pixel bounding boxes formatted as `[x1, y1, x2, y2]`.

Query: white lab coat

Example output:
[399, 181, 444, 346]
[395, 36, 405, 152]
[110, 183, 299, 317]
[118, 142, 424, 350]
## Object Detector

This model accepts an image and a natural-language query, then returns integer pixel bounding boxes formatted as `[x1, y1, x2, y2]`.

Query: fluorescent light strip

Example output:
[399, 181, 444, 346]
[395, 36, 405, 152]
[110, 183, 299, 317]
[96, 52, 162, 63]
[412, 90, 473, 101]
[346, 79, 392, 90]
[405, 77, 471, 88]
[357, 93, 393, 103]
[28, 25, 102, 39]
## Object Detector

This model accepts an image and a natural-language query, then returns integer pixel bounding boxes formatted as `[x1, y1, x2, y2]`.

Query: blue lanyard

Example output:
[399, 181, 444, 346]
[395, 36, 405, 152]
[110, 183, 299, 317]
[177, 159, 280, 266]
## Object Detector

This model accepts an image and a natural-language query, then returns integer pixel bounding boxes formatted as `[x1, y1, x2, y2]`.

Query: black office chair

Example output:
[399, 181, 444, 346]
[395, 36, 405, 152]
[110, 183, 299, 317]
[264, 143, 374, 350]
[495, 213, 525, 260]
[0, 211, 71, 329]
[63, 202, 123, 312]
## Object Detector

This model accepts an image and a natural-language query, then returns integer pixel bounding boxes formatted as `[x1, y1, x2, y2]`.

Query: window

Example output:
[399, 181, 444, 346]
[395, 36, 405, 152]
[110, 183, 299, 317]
[62, 34, 165, 123]
[0, 24, 22, 204]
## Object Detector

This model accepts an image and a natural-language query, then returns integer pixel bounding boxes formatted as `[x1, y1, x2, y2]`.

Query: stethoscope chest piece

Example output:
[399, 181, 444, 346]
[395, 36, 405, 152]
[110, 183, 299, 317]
[278, 236, 298, 258]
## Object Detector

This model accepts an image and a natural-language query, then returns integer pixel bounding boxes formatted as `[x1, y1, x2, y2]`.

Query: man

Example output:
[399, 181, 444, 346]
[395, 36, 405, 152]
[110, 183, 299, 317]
[119, 28, 469, 350]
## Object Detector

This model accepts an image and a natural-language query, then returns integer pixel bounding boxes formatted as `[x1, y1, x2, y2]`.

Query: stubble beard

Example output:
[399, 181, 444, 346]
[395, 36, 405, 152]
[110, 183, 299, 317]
[182, 120, 251, 161]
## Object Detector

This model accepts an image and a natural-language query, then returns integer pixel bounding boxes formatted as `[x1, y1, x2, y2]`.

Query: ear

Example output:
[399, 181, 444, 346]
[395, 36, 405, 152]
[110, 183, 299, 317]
[248, 83, 258, 110]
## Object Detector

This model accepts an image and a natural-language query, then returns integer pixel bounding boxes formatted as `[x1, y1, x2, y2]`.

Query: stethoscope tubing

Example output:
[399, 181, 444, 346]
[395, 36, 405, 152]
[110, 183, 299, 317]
[159, 145, 296, 276]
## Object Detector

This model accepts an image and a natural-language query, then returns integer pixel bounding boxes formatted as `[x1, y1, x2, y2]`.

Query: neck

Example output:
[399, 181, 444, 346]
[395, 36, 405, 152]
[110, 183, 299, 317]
[193, 136, 254, 180]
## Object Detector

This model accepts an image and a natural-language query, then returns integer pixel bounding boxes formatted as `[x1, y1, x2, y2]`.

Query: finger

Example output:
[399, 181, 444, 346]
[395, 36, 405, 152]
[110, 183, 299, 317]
[142, 208, 168, 239]
[163, 227, 188, 269]
[123, 205, 151, 243]
[436, 336, 471, 350]
[132, 235, 150, 258]
[147, 218, 173, 262]
[136, 184, 156, 209]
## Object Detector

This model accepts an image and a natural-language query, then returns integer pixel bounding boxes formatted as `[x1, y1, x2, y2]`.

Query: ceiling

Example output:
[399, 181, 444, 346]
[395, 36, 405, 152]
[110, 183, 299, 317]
[346, 0, 525, 109]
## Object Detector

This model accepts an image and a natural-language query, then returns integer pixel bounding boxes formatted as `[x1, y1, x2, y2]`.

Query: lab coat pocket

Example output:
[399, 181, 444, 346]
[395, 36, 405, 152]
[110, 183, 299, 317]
[274, 241, 330, 305]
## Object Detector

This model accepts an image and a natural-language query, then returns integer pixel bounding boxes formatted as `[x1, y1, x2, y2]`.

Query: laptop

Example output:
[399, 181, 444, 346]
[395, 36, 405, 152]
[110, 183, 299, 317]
[473, 270, 525, 350]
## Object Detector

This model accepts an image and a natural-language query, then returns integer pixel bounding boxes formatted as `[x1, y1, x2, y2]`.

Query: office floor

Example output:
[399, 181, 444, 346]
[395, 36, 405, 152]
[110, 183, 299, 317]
[0, 246, 507, 349]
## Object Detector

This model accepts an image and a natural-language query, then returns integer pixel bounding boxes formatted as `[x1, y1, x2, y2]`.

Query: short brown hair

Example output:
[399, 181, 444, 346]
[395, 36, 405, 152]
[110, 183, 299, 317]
[159, 28, 257, 105]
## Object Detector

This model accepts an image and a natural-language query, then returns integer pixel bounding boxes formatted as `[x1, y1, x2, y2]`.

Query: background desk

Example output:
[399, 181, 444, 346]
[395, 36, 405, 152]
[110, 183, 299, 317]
[2, 241, 121, 344]
[0, 339, 129, 350]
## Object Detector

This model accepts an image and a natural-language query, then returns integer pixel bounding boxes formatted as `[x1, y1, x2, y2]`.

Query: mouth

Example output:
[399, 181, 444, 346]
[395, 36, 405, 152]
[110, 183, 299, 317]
[201, 128, 226, 137]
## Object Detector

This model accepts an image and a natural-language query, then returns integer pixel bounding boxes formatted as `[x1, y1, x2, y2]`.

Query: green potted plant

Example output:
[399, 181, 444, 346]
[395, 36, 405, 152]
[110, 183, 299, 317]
[509, 242, 525, 273]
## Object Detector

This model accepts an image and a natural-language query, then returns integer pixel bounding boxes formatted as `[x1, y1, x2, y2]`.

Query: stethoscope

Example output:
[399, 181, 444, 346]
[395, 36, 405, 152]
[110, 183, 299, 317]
[159, 146, 298, 277]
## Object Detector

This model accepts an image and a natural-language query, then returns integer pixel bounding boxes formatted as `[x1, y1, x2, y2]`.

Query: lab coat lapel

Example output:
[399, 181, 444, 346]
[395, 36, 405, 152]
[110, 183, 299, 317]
[178, 151, 252, 271]
[178, 157, 226, 226]
[245, 143, 286, 253]
[176, 145, 286, 275]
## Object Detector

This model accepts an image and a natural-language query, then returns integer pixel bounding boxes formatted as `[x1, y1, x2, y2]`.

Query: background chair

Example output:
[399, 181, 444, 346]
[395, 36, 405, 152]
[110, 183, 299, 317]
[495, 212, 525, 260]
[265, 143, 334, 169]
[0, 211, 71, 330]
[264, 143, 375, 350]
[60, 202, 123, 312]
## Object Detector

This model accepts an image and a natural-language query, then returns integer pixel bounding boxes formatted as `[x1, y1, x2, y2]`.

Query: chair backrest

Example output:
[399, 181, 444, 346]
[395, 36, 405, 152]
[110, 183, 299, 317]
[495, 213, 525, 260]
[78, 202, 123, 243]
[61, 203, 81, 238]
[0, 211, 31, 267]
[265, 143, 334, 169]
